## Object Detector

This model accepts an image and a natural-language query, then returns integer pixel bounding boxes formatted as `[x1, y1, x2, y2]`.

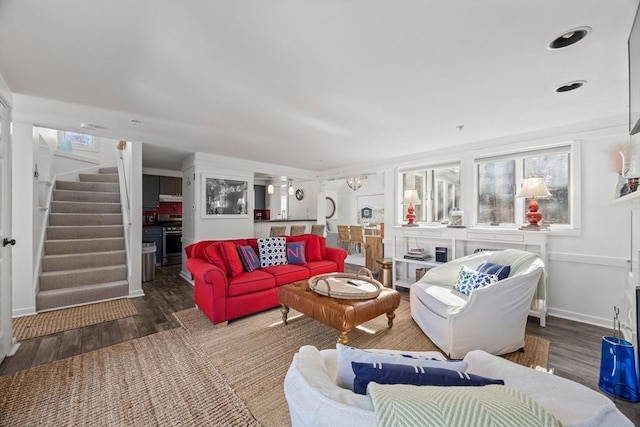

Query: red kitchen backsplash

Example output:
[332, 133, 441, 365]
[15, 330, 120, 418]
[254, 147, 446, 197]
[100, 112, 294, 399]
[143, 202, 182, 225]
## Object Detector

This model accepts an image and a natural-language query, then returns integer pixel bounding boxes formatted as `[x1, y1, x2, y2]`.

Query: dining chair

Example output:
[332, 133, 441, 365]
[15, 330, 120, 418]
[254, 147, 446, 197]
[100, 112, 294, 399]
[289, 225, 306, 236]
[337, 225, 351, 253]
[269, 225, 287, 237]
[348, 225, 364, 254]
[310, 224, 325, 236]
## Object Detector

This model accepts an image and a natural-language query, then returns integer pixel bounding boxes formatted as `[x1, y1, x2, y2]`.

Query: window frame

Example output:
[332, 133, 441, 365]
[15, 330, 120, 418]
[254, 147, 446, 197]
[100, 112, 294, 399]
[472, 141, 581, 232]
[397, 162, 461, 225]
[57, 130, 100, 152]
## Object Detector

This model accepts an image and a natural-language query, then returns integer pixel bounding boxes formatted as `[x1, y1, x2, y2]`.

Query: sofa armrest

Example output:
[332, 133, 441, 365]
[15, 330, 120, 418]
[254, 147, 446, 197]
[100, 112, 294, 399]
[186, 258, 228, 294]
[325, 247, 348, 272]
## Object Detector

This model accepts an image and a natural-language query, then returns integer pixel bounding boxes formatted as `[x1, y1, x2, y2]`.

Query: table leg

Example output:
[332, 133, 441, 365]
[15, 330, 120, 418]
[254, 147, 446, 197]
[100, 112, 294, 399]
[338, 331, 349, 345]
[281, 304, 290, 325]
[386, 311, 396, 328]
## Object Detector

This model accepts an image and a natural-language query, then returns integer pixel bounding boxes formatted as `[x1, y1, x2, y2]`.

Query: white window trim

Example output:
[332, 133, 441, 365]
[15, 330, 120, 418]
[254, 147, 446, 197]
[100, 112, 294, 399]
[472, 140, 581, 234]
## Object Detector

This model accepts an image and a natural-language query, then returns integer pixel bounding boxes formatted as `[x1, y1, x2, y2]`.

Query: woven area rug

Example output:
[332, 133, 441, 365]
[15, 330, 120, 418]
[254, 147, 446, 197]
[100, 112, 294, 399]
[0, 328, 259, 427]
[13, 298, 138, 340]
[174, 300, 550, 427]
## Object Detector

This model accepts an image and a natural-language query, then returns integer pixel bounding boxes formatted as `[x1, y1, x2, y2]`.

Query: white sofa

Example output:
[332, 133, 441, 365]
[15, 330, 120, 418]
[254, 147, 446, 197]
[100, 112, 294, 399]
[283, 345, 633, 427]
[410, 249, 544, 359]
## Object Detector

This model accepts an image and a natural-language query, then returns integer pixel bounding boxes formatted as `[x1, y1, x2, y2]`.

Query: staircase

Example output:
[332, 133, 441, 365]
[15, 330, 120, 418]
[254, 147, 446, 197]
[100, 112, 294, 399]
[36, 166, 129, 311]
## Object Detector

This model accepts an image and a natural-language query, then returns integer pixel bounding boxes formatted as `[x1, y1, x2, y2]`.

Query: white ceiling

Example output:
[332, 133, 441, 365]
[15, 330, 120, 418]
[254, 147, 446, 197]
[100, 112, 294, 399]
[0, 0, 637, 172]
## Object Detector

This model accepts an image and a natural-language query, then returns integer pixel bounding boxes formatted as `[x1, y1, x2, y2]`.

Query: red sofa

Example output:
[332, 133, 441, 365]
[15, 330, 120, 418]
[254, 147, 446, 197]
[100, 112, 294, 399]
[185, 234, 348, 324]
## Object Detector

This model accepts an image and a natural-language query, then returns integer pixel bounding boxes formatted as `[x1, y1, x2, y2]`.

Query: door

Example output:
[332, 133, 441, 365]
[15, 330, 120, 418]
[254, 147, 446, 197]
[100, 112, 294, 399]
[0, 98, 13, 362]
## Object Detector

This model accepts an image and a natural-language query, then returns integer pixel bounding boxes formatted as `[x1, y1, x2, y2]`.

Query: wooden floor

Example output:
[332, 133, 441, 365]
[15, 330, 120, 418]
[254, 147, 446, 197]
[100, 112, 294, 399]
[1, 264, 639, 424]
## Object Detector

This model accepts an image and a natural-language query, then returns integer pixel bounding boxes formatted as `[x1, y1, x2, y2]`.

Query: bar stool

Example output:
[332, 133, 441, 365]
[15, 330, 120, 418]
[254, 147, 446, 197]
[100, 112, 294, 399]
[376, 258, 393, 287]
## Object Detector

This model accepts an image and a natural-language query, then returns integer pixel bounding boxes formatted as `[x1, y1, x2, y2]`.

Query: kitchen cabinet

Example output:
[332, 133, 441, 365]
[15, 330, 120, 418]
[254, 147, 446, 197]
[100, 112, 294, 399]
[159, 176, 182, 196]
[143, 175, 159, 210]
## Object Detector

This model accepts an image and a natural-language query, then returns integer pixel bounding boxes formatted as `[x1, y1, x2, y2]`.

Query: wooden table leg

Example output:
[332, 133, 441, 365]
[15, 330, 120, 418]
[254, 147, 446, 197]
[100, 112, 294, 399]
[281, 304, 290, 325]
[386, 311, 396, 328]
[338, 331, 349, 345]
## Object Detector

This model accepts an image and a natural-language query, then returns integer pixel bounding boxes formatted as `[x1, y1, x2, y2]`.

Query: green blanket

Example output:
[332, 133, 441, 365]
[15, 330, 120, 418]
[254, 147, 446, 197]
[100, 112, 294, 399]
[492, 249, 545, 301]
[369, 383, 562, 427]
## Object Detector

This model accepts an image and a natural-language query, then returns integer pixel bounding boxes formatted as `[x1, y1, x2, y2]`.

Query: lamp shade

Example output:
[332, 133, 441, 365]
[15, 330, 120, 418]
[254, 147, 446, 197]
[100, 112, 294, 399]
[401, 189, 421, 205]
[267, 184, 274, 194]
[516, 177, 551, 198]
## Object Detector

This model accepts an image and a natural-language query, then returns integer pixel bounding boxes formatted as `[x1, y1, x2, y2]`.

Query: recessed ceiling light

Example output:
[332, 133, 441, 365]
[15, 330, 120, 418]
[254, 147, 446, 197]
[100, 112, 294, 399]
[548, 26, 591, 49]
[555, 80, 586, 93]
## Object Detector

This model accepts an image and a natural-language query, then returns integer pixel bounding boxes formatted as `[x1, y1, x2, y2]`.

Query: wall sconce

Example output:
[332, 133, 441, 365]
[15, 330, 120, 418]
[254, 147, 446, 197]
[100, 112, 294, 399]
[288, 179, 294, 196]
[267, 184, 274, 194]
[517, 176, 552, 230]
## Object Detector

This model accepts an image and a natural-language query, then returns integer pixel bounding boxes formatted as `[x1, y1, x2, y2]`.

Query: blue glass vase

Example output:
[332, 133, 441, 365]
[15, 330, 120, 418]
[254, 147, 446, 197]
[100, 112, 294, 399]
[598, 336, 640, 402]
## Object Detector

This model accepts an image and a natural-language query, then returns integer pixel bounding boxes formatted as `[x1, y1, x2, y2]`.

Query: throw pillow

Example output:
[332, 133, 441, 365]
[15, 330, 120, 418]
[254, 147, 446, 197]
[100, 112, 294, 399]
[203, 242, 229, 276]
[453, 265, 498, 296]
[286, 241, 307, 265]
[477, 261, 511, 281]
[220, 241, 244, 277]
[257, 237, 288, 268]
[335, 343, 468, 391]
[351, 362, 504, 395]
[237, 245, 261, 272]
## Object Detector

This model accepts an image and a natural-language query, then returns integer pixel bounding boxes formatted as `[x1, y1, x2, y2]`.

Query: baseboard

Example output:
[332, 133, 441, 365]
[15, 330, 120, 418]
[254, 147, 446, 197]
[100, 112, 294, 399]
[12, 306, 37, 318]
[180, 271, 194, 285]
[548, 307, 611, 330]
[128, 289, 145, 298]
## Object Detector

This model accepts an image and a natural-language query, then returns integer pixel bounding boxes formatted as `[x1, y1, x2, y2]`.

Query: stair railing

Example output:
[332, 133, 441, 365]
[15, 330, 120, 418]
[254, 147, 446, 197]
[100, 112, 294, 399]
[117, 151, 132, 275]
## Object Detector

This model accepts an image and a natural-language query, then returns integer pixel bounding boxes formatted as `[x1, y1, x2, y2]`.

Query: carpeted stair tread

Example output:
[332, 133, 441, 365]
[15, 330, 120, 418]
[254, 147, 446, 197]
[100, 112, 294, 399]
[79, 173, 119, 183]
[47, 225, 124, 240]
[98, 166, 118, 174]
[49, 213, 123, 226]
[56, 180, 120, 193]
[39, 264, 127, 291]
[50, 201, 122, 213]
[42, 250, 126, 272]
[36, 281, 129, 311]
[52, 189, 121, 203]
[44, 237, 125, 254]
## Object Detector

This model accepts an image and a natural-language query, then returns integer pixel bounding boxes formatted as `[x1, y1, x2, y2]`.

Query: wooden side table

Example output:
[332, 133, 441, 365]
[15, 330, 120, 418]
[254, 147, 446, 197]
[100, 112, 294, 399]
[376, 258, 393, 287]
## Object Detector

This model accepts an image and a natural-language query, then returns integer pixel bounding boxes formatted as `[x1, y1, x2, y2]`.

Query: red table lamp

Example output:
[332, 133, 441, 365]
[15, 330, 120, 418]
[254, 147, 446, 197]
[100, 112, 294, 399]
[401, 190, 421, 227]
[517, 177, 552, 230]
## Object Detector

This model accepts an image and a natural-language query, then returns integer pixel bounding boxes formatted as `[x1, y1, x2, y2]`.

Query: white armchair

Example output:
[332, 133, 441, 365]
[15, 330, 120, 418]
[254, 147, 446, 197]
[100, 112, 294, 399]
[409, 249, 544, 359]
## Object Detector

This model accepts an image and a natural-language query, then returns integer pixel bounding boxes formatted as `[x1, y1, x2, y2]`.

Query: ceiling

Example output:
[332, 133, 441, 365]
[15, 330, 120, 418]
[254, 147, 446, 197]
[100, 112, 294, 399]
[0, 0, 638, 173]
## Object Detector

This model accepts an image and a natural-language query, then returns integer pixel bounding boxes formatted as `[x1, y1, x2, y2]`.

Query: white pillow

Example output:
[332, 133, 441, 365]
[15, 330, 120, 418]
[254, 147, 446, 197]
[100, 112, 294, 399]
[257, 237, 288, 268]
[335, 343, 468, 391]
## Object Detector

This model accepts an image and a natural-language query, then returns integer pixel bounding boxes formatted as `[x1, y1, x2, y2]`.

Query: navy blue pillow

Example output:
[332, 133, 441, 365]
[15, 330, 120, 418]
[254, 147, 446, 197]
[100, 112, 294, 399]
[351, 362, 504, 395]
[477, 261, 511, 281]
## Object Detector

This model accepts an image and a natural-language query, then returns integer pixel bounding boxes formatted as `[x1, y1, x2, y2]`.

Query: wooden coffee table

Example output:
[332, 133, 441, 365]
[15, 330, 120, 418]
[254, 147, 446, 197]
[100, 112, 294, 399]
[277, 275, 401, 344]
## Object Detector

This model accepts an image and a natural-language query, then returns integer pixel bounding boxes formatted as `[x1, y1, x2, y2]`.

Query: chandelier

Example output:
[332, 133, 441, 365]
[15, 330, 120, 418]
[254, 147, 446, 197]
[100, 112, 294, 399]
[346, 175, 367, 191]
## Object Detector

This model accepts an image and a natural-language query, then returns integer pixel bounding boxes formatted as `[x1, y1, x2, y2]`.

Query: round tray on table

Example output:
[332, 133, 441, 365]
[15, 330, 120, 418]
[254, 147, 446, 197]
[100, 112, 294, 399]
[308, 268, 383, 300]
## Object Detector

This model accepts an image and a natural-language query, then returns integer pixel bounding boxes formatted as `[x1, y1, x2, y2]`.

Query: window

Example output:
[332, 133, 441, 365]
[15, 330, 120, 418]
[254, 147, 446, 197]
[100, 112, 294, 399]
[59, 131, 99, 152]
[475, 144, 573, 227]
[400, 164, 460, 224]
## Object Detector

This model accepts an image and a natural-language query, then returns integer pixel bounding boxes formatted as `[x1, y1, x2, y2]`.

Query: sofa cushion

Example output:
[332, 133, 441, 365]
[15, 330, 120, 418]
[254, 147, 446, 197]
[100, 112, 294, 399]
[413, 282, 468, 317]
[287, 241, 307, 265]
[247, 238, 259, 256]
[351, 361, 504, 395]
[306, 260, 339, 276]
[261, 264, 310, 285]
[336, 343, 467, 391]
[453, 266, 498, 296]
[203, 242, 228, 276]
[477, 261, 511, 281]
[191, 240, 215, 260]
[258, 237, 288, 267]
[227, 270, 277, 297]
[238, 245, 261, 272]
[220, 241, 245, 277]
[288, 234, 323, 261]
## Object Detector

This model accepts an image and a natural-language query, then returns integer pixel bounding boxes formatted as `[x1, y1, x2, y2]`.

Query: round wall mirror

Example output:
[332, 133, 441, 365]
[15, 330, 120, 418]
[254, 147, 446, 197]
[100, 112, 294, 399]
[325, 196, 336, 219]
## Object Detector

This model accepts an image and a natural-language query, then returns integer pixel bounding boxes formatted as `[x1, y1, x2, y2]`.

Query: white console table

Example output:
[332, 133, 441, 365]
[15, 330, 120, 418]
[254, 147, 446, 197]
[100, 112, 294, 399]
[392, 226, 549, 326]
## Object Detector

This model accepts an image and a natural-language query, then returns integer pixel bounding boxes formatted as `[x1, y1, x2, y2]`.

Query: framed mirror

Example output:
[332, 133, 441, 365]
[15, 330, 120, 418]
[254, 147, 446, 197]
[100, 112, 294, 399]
[325, 196, 336, 219]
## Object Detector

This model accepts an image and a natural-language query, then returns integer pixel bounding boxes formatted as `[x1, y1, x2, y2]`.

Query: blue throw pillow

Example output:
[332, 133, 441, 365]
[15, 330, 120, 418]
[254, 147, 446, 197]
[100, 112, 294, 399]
[286, 241, 307, 265]
[477, 261, 511, 281]
[453, 266, 498, 296]
[237, 245, 261, 272]
[351, 362, 504, 395]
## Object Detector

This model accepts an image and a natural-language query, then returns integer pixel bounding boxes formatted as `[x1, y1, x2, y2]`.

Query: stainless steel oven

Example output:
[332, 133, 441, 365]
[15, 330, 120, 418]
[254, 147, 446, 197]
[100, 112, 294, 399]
[158, 214, 182, 265]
